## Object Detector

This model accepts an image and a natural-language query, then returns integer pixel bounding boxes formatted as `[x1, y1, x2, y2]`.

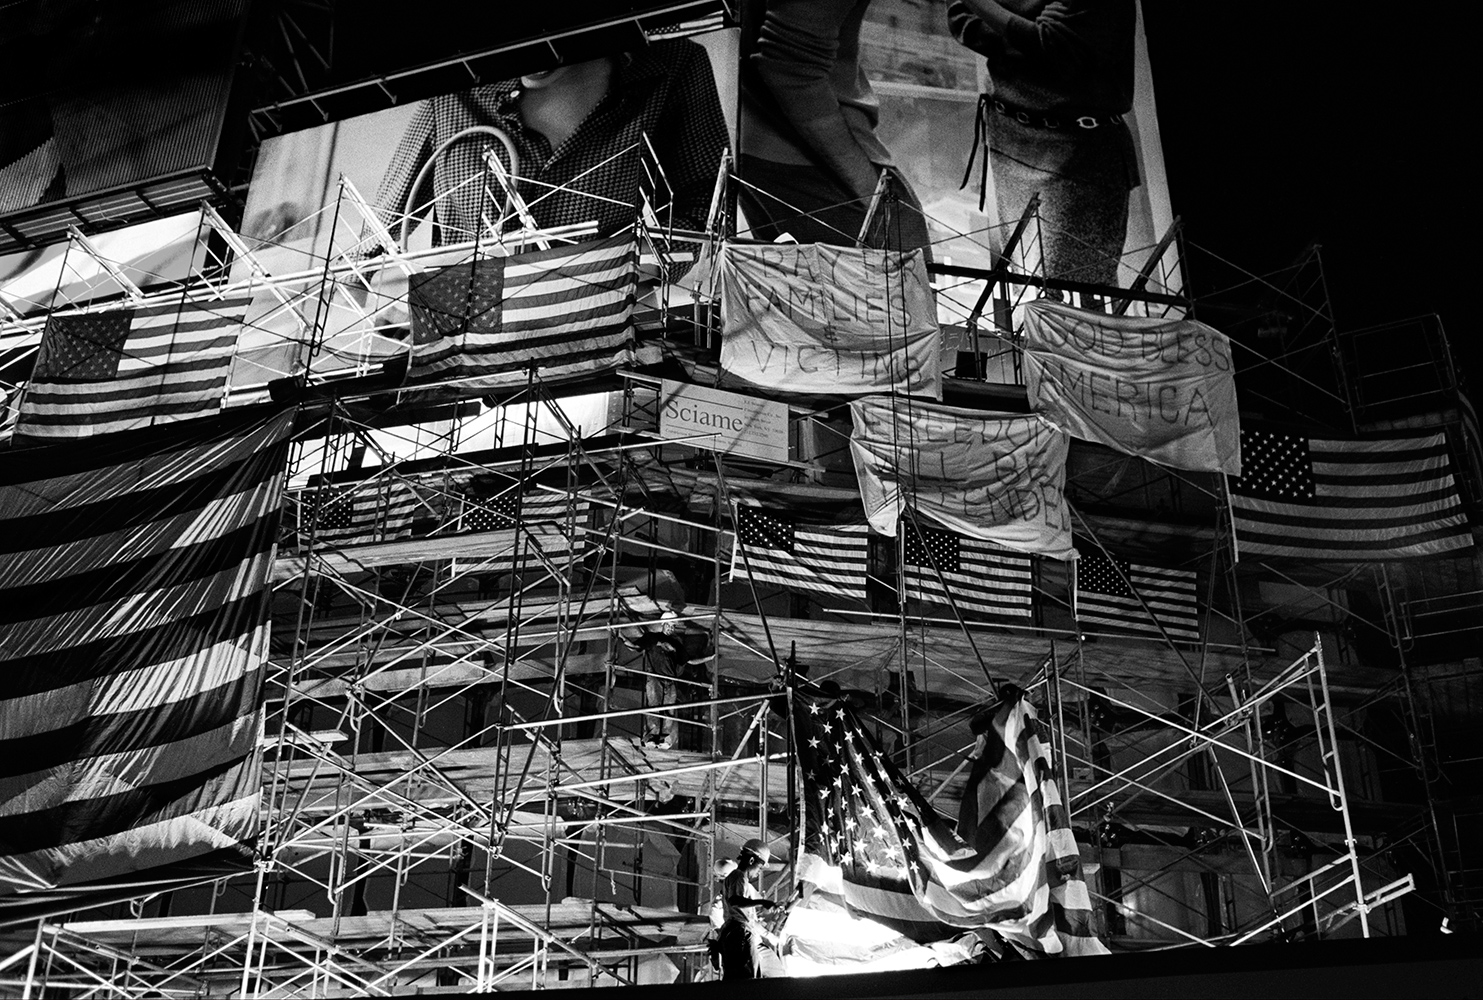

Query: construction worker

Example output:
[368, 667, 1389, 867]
[716, 838, 782, 979]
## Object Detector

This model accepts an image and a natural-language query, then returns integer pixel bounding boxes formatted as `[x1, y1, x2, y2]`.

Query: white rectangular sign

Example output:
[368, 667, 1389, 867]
[658, 380, 789, 463]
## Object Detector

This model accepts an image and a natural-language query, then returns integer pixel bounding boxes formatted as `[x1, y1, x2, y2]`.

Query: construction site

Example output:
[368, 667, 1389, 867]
[0, 2, 1478, 996]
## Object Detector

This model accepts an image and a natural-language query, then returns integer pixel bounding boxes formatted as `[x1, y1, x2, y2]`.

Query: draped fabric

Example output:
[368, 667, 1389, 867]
[718, 242, 942, 399]
[849, 397, 1074, 560]
[0, 408, 292, 917]
[1021, 299, 1241, 476]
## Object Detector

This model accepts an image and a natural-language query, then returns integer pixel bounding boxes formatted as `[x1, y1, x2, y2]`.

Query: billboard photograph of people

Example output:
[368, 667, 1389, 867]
[232, 27, 738, 388]
[732, 0, 1175, 310]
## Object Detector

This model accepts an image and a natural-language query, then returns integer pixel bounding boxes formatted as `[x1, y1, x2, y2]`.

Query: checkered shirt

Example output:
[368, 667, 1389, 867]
[373, 39, 729, 245]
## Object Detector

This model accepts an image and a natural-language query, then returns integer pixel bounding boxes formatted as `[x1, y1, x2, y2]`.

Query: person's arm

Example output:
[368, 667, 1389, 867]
[752, 0, 880, 201]
[371, 100, 437, 244]
[650, 43, 731, 234]
[725, 892, 778, 910]
[949, 1, 1104, 71]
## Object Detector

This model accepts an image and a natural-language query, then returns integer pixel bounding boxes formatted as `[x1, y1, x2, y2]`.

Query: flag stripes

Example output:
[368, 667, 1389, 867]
[955, 699, 1106, 955]
[408, 233, 637, 385]
[730, 504, 870, 602]
[1075, 549, 1200, 643]
[902, 525, 1033, 620]
[1230, 429, 1471, 560]
[793, 690, 1105, 956]
[19, 292, 253, 439]
[455, 491, 592, 574]
[293, 479, 421, 547]
[0, 409, 291, 904]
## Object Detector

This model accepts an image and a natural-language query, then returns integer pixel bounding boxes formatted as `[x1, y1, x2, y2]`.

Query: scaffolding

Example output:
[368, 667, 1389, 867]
[2, 122, 1477, 998]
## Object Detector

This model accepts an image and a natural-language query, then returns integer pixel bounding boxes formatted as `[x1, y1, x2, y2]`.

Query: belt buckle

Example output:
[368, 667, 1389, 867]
[1076, 115, 1100, 130]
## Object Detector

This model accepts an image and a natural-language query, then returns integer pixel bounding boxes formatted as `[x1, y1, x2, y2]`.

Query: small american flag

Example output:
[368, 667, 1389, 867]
[296, 479, 421, 547]
[902, 524, 1032, 621]
[407, 233, 637, 386]
[1230, 428, 1471, 561]
[18, 291, 251, 439]
[730, 504, 869, 603]
[1075, 547, 1199, 643]
[456, 490, 591, 575]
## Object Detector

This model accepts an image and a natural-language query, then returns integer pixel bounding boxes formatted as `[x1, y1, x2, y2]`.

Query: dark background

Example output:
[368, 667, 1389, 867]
[1141, 5, 1470, 381]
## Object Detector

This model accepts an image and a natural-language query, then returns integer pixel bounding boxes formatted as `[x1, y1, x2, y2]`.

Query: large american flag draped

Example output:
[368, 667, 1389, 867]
[407, 233, 637, 386]
[455, 490, 592, 576]
[1230, 428, 1472, 561]
[730, 504, 870, 603]
[1074, 546, 1199, 642]
[292, 479, 421, 547]
[18, 291, 252, 440]
[0, 408, 292, 917]
[791, 690, 1106, 957]
[902, 523, 1033, 621]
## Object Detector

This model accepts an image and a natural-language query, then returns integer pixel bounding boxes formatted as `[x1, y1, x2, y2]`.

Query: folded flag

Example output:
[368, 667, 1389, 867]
[18, 291, 252, 440]
[902, 523, 1033, 621]
[0, 408, 292, 915]
[407, 233, 637, 388]
[730, 504, 870, 602]
[1229, 428, 1471, 561]
[1074, 546, 1199, 642]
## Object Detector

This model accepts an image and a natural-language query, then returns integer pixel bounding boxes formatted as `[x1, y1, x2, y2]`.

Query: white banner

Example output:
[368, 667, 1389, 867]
[848, 397, 1074, 560]
[1022, 300, 1241, 476]
[658, 380, 789, 462]
[718, 243, 941, 398]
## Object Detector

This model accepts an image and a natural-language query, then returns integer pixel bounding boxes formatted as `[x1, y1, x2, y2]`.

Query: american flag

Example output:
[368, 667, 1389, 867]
[18, 291, 252, 439]
[407, 233, 637, 386]
[730, 504, 869, 603]
[902, 524, 1033, 621]
[1230, 428, 1472, 561]
[456, 490, 591, 575]
[295, 479, 421, 547]
[0, 409, 291, 910]
[791, 691, 1106, 956]
[1074, 547, 1199, 643]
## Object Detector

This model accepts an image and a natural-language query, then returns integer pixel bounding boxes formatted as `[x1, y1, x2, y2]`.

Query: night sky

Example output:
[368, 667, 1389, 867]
[1140, 5, 1471, 380]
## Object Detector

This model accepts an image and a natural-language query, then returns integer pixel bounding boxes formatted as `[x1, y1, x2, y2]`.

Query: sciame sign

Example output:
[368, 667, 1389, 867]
[658, 380, 789, 463]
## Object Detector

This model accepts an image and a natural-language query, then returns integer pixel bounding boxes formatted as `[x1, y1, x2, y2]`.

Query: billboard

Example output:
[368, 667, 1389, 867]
[231, 25, 739, 388]
[0, 1, 248, 246]
[0, 213, 207, 317]
[734, 0, 1176, 310]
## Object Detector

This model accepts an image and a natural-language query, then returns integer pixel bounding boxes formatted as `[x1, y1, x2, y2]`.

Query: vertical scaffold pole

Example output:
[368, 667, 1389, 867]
[1313, 633, 1370, 937]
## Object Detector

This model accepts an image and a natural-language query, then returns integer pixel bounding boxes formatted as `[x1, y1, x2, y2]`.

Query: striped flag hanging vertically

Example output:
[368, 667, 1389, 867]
[1229, 428, 1472, 560]
[1074, 547, 1200, 642]
[18, 291, 253, 439]
[790, 690, 1106, 957]
[0, 408, 292, 915]
[730, 504, 870, 603]
[901, 524, 1033, 621]
[407, 233, 637, 387]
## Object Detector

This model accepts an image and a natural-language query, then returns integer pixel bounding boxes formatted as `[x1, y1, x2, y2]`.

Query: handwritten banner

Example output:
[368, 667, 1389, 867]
[718, 243, 941, 398]
[1022, 300, 1241, 476]
[848, 397, 1074, 560]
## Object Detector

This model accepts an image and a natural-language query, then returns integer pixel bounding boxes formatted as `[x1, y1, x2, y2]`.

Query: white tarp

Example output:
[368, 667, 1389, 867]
[1022, 299, 1241, 475]
[718, 242, 941, 398]
[849, 397, 1074, 560]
